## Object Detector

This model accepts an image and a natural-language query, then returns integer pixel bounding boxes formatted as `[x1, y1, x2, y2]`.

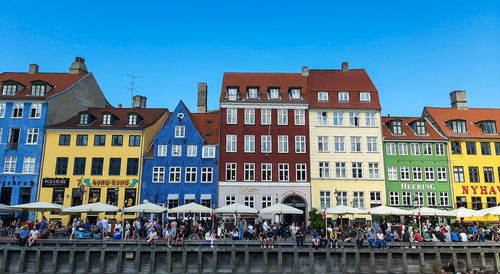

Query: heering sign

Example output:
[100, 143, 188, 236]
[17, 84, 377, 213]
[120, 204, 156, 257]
[462, 185, 500, 195]
[401, 183, 436, 190]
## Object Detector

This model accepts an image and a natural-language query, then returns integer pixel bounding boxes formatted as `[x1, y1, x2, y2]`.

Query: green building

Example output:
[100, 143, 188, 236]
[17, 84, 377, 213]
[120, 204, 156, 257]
[382, 116, 453, 210]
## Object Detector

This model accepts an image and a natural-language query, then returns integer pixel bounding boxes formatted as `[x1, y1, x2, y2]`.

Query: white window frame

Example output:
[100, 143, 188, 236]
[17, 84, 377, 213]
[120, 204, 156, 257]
[261, 135, 271, 153]
[427, 192, 436, 206]
[353, 191, 364, 208]
[226, 135, 237, 152]
[296, 163, 307, 182]
[368, 163, 380, 179]
[244, 109, 255, 125]
[317, 112, 328, 126]
[423, 143, 433, 155]
[0, 103, 5, 118]
[410, 143, 420, 155]
[334, 136, 345, 152]
[365, 112, 376, 127]
[172, 145, 182, 156]
[402, 191, 411, 206]
[425, 167, 435, 181]
[319, 161, 330, 179]
[175, 126, 185, 138]
[261, 163, 272, 181]
[333, 112, 343, 126]
[22, 156, 35, 173]
[349, 112, 360, 126]
[400, 166, 410, 181]
[226, 163, 236, 181]
[435, 143, 445, 156]
[389, 191, 399, 206]
[169, 167, 181, 183]
[291, 88, 301, 99]
[294, 109, 305, 125]
[244, 163, 255, 181]
[318, 136, 329, 152]
[437, 167, 447, 181]
[278, 135, 288, 153]
[278, 163, 289, 182]
[386, 143, 396, 155]
[185, 167, 197, 183]
[261, 109, 271, 125]
[226, 109, 237, 124]
[187, 145, 197, 157]
[413, 166, 422, 181]
[244, 195, 255, 208]
[225, 195, 236, 205]
[352, 162, 363, 179]
[388, 166, 398, 181]
[201, 167, 213, 183]
[360, 92, 371, 102]
[202, 146, 216, 158]
[244, 135, 255, 153]
[269, 88, 280, 99]
[439, 192, 449, 206]
[4, 156, 16, 173]
[337, 191, 348, 206]
[12, 103, 23, 118]
[367, 137, 378, 152]
[128, 114, 138, 125]
[398, 143, 408, 155]
[158, 145, 167, 157]
[248, 88, 258, 99]
[295, 136, 306, 153]
[262, 195, 272, 208]
[152, 166, 165, 183]
[102, 113, 111, 125]
[26, 128, 39, 145]
[350, 137, 361, 152]
[335, 162, 346, 178]
[415, 192, 424, 206]
[320, 191, 331, 208]
[30, 103, 42, 118]
[277, 109, 288, 125]
[338, 92, 349, 102]
[318, 92, 328, 102]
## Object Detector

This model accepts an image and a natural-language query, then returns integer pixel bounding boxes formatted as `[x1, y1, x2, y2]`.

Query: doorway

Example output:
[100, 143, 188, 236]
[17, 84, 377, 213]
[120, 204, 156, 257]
[282, 195, 306, 226]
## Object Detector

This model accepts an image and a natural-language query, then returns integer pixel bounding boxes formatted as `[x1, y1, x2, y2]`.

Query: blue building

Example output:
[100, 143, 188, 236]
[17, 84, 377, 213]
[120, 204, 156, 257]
[0, 58, 109, 219]
[142, 100, 219, 217]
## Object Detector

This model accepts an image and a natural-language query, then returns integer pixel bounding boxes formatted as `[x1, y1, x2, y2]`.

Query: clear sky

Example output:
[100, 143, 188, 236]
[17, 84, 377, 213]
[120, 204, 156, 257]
[1, 1, 498, 115]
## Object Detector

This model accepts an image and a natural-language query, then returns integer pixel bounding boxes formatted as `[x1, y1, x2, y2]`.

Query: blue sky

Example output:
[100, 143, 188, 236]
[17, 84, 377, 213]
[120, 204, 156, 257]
[1, 1, 498, 115]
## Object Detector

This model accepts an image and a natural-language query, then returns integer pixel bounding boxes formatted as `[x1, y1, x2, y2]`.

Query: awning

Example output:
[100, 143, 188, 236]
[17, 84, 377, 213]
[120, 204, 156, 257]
[200, 194, 212, 200]
[167, 194, 179, 200]
[184, 194, 196, 200]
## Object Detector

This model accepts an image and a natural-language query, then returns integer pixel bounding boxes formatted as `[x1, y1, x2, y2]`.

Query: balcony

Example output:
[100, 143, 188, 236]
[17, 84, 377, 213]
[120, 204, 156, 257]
[7, 142, 18, 150]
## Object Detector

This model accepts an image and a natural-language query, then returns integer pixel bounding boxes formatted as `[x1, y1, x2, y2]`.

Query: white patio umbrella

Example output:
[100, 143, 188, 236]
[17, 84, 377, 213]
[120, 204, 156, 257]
[168, 202, 212, 214]
[62, 202, 120, 213]
[122, 202, 167, 213]
[0, 203, 21, 213]
[367, 205, 412, 216]
[410, 207, 454, 217]
[449, 207, 485, 218]
[214, 203, 258, 214]
[325, 205, 368, 215]
[479, 206, 500, 216]
[260, 203, 303, 215]
[8, 201, 66, 212]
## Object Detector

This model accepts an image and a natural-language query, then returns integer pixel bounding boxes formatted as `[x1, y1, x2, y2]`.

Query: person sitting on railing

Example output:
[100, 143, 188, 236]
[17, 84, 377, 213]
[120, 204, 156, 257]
[230, 229, 239, 240]
[295, 227, 304, 248]
[451, 230, 459, 242]
[267, 229, 275, 248]
[176, 228, 185, 246]
[113, 228, 122, 240]
[375, 230, 387, 250]
[93, 228, 103, 240]
[147, 228, 158, 247]
[205, 229, 215, 248]
[28, 227, 39, 246]
[413, 229, 423, 242]
[319, 229, 328, 248]
[367, 227, 376, 248]
[19, 226, 29, 246]
[355, 228, 364, 248]
[311, 229, 320, 249]
[459, 231, 468, 242]
[328, 228, 338, 248]
[259, 228, 267, 248]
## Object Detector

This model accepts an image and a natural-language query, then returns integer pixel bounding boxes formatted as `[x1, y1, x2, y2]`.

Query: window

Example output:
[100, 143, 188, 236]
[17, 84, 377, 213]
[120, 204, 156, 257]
[225, 134, 237, 152]
[126, 158, 139, 176]
[338, 92, 349, 102]
[152, 167, 165, 182]
[423, 143, 432, 155]
[0, 103, 5, 118]
[172, 145, 182, 156]
[261, 163, 272, 181]
[187, 145, 197, 157]
[225, 195, 235, 205]
[248, 88, 258, 99]
[453, 166, 465, 182]
[451, 141, 461, 154]
[29, 103, 41, 118]
[59, 134, 71, 146]
[31, 84, 46, 96]
[241, 135, 254, 153]
[425, 167, 434, 181]
[386, 143, 396, 155]
[349, 112, 360, 126]
[294, 109, 305, 125]
[368, 163, 380, 179]
[278, 163, 289, 181]
[261, 135, 271, 153]
[437, 167, 447, 181]
[175, 126, 185, 138]
[335, 162, 346, 178]
[466, 142, 476, 155]
[413, 167, 422, 181]
[317, 112, 328, 126]
[482, 121, 497, 134]
[471, 197, 482, 210]
[128, 135, 140, 146]
[156, 145, 168, 157]
[76, 135, 88, 146]
[400, 166, 410, 181]
[102, 114, 112, 125]
[456, 196, 467, 208]
[278, 135, 288, 153]
[318, 92, 328, 102]
[296, 163, 307, 181]
[353, 192, 364, 208]
[435, 143, 445, 155]
[295, 136, 306, 153]
[261, 109, 271, 125]
[244, 196, 254, 208]
[226, 109, 237, 124]
[226, 163, 236, 181]
[244, 109, 255, 125]
[91, 158, 104, 175]
[365, 112, 376, 127]
[410, 143, 420, 155]
[439, 192, 449, 206]
[318, 136, 329, 152]
[481, 142, 491, 155]
[169, 167, 181, 182]
[319, 162, 330, 178]
[185, 167, 197, 183]
[12, 103, 23, 118]
[277, 109, 288, 125]
[128, 114, 138, 125]
[415, 192, 424, 206]
[26, 128, 38, 144]
[22, 157, 35, 173]
[415, 121, 426, 135]
[73, 157, 86, 175]
[334, 137, 345, 152]
[320, 191, 331, 208]
[427, 192, 436, 206]
[352, 162, 363, 179]
[79, 113, 89, 124]
[367, 137, 378, 152]
[2, 84, 17, 95]
[389, 191, 399, 206]
[398, 143, 408, 155]
[333, 112, 343, 126]
[336, 191, 348, 206]
[201, 167, 213, 183]
[370, 191, 382, 208]
[227, 88, 238, 100]
[391, 120, 402, 135]
[487, 197, 497, 208]
[450, 120, 467, 134]
[484, 167, 495, 183]
[108, 158, 121, 175]
[495, 143, 500, 155]
[350, 137, 361, 152]
[269, 88, 280, 99]
[402, 191, 411, 206]
[112, 135, 123, 146]
[469, 167, 480, 183]
[55, 157, 68, 175]
[244, 163, 255, 181]
[388, 166, 398, 181]
[360, 92, 371, 102]
[262, 196, 272, 208]
[202, 146, 216, 158]
[94, 135, 106, 146]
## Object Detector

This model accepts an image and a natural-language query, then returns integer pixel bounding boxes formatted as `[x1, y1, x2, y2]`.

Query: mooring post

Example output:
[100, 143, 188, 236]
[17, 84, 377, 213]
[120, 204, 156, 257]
[52, 250, 58, 273]
[84, 250, 90, 273]
[387, 252, 393, 273]
[494, 252, 500, 272]
[150, 250, 156, 273]
[116, 251, 123, 273]
[134, 250, 141, 273]
[197, 250, 202, 273]
[67, 249, 74, 273]
[402, 252, 408, 273]
[166, 250, 172, 273]
[99, 249, 106, 273]
[278, 250, 283, 273]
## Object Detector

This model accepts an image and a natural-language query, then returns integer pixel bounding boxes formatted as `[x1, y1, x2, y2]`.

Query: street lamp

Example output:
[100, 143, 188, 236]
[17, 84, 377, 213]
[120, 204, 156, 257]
[414, 196, 421, 233]
[114, 187, 119, 206]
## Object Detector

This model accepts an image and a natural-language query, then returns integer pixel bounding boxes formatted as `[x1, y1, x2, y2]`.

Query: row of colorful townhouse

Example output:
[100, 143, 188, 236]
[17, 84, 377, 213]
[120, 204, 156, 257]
[0, 58, 498, 224]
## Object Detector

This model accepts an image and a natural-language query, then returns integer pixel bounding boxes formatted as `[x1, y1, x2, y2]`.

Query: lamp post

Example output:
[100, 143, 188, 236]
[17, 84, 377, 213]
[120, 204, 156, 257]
[413, 196, 421, 233]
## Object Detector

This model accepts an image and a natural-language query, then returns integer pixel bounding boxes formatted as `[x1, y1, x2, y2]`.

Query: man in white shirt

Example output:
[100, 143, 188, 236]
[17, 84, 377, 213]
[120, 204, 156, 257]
[459, 232, 468, 242]
[263, 221, 270, 232]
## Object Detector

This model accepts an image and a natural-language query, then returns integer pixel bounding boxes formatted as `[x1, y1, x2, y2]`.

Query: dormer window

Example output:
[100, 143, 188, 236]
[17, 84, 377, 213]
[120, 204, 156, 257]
[2, 84, 17, 95]
[449, 120, 467, 134]
[290, 88, 301, 99]
[318, 92, 328, 102]
[247, 88, 258, 99]
[31, 85, 46, 96]
[338, 92, 349, 102]
[269, 88, 280, 99]
[80, 113, 89, 124]
[128, 114, 138, 125]
[360, 92, 371, 102]
[390, 120, 402, 135]
[227, 88, 238, 101]
[481, 121, 497, 134]
[415, 120, 426, 135]
[102, 113, 112, 125]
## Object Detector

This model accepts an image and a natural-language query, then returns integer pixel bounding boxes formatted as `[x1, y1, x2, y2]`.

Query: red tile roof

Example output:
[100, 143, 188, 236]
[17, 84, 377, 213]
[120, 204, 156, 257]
[307, 69, 381, 109]
[0, 72, 88, 99]
[424, 107, 500, 139]
[220, 72, 308, 102]
[382, 116, 446, 140]
[46, 107, 168, 130]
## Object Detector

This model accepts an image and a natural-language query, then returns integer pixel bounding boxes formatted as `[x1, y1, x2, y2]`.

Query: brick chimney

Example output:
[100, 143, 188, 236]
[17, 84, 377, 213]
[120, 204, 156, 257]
[302, 66, 309, 76]
[132, 95, 147, 108]
[69, 57, 88, 74]
[450, 90, 468, 110]
[342, 62, 349, 72]
[28, 64, 39, 74]
[197, 83, 208, 113]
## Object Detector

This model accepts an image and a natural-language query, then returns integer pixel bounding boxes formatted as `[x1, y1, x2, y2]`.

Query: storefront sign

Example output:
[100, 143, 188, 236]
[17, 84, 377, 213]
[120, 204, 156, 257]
[462, 185, 500, 195]
[124, 188, 137, 207]
[43, 178, 70, 188]
[401, 183, 435, 190]
[239, 187, 259, 193]
[78, 178, 138, 188]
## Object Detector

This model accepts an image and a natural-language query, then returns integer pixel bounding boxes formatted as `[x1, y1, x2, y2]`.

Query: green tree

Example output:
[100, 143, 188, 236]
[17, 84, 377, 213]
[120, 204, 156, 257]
[308, 208, 325, 231]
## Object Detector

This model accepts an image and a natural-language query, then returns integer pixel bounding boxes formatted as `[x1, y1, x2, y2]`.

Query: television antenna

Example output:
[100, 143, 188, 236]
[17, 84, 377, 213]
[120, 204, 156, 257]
[127, 74, 142, 107]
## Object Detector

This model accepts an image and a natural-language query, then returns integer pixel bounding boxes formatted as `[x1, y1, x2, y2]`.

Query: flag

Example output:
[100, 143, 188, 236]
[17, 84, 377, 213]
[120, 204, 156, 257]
[417, 208, 421, 220]
[211, 204, 216, 219]
[322, 207, 327, 220]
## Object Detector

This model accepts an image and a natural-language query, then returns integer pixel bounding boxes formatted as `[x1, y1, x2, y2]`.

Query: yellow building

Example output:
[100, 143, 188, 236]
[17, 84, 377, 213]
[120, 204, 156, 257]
[307, 66, 386, 223]
[424, 91, 500, 221]
[38, 102, 168, 224]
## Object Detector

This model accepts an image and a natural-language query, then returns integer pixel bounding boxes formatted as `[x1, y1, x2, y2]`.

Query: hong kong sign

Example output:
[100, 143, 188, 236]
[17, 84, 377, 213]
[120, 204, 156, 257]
[461, 185, 500, 195]
[42, 178, 70, 188]
[77, 178, 139, 188]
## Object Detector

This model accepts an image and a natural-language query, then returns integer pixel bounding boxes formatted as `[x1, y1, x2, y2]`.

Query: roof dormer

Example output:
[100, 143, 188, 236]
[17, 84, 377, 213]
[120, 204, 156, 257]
[128, 112, 143, 126]
[102, 112, 117, 126]
[246, 87, 260, 100]
[477, 120, 497, 135]
[1, 80, 23, 96]
[387, 119, 403, 135]
[226, 87, 239, 101]
[411, 119, 427, 135]
[30, 80, 53, 96]
[267, 87, 281, 100]
[79, 112, 96, 125]
[289, 87, 302, 100]
[447, 119, 468, 134]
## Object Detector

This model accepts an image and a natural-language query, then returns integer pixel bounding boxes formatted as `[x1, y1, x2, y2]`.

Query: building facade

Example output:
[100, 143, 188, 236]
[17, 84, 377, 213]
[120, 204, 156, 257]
[0, 58, 109, 219]
[307, 63, 385, 222]
[218, 72, 310, 224]
[382, 116, 452, 210]
[424, 91, 500, 221]
[141, 99, 219, 218]
[38, 103, 167, 223]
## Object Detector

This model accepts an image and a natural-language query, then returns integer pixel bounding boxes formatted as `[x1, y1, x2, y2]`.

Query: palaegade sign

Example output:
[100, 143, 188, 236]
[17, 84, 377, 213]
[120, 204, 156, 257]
[401, 183, 436, 190]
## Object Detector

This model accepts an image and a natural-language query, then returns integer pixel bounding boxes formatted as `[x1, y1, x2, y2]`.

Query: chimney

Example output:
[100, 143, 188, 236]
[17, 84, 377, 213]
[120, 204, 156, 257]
[341, 62, 349, 72]
[28, 64, 39, 74]
[117, 103, 123, 108]
[197, 83, 208, 113]
[132, 95, 147, 108]
[69, 57, 88, 74]
[302, 66, 309, 76]
[450, 90, 468, 110]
